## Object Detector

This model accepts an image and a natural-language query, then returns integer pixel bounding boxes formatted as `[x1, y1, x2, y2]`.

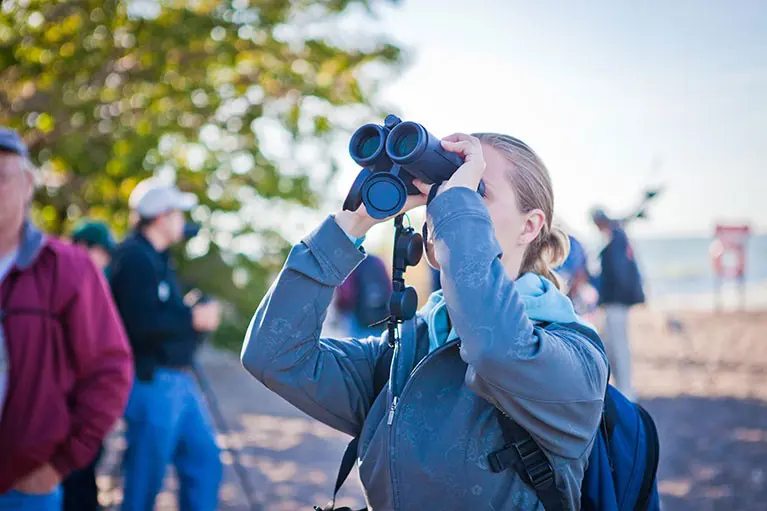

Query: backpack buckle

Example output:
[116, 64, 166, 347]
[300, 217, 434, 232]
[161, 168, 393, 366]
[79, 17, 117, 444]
[487, 445, 514, 473]
[513, 438, 555, 490]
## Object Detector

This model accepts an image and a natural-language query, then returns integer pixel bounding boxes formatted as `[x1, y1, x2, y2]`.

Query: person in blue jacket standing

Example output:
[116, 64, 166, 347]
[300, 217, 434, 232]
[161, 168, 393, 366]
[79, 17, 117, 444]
[590, 208, 645, 401]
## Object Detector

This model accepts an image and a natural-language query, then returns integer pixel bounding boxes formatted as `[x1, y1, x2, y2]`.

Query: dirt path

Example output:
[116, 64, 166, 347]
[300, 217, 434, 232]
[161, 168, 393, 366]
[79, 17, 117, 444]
[97, 343, 367, 511]
[98, 310, 767, 510]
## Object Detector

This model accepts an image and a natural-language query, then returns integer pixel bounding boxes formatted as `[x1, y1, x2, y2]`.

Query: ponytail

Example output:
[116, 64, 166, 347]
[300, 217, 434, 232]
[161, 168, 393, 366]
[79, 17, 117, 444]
[520, 224, 570, 290]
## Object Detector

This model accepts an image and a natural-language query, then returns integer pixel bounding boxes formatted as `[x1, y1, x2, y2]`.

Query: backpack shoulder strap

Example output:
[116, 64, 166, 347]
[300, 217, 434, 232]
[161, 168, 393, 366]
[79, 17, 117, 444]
[490, 412, 564, 511]
[315, 438, 362, 511]
[317, 343, 394, 511]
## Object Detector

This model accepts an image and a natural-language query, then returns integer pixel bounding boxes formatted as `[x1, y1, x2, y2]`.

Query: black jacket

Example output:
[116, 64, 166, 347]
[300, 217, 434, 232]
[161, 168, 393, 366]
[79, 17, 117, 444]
[109, 232, 199, 380]
[596, 224, 646, 306]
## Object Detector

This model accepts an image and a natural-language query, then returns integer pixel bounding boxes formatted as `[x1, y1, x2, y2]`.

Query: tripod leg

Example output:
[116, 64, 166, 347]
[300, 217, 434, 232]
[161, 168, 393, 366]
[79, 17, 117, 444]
[193, 364, 262, 511]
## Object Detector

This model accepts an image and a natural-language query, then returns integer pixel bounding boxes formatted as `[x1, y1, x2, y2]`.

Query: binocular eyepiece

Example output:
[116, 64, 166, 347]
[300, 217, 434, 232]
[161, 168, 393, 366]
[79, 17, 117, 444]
[344, 115, 485, 219]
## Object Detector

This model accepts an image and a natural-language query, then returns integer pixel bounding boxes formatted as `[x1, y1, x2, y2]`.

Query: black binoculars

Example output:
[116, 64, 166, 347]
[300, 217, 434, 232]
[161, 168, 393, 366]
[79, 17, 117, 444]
[343, 114, 485, 219]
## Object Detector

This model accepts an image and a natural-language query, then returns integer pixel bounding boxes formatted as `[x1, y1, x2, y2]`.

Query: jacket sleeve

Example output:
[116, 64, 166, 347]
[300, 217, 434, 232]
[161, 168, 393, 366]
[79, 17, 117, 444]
[427, 187, 608, 459]
[109, 248, 196, 353]
[49, 258, 133, 476]
[241, 216, 390, 437]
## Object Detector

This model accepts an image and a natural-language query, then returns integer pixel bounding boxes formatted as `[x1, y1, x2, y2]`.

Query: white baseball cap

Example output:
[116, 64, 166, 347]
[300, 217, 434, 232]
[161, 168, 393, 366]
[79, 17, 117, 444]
[129, 178, 198, 219]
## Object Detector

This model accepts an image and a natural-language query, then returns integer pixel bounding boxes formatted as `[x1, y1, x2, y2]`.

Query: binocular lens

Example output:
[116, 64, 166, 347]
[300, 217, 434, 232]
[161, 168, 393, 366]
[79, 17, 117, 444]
[358, 133, 381, 159]
[388, 124, 421, 159]
[350, 124, 386, 165]
[395, 133, 418, 157]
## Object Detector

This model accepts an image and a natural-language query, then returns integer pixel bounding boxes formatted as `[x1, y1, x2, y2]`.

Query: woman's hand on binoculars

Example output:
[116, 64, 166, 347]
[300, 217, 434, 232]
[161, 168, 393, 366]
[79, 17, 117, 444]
[415, 133, 487, 199]
[335, 193, 428, 238]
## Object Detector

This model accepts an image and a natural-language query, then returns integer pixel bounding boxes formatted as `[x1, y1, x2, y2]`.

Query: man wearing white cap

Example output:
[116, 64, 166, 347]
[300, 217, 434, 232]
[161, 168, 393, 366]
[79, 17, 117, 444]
[109, 178, 222, 511]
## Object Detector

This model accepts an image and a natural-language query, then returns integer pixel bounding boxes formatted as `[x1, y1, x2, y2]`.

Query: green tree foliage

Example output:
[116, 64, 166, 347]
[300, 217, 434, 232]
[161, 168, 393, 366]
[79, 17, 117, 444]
[0, 0, 402, 350]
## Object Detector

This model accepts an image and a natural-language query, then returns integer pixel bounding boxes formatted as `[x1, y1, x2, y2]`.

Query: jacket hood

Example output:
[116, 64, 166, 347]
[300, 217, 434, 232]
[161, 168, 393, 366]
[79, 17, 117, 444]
[14, 220, 47, 270]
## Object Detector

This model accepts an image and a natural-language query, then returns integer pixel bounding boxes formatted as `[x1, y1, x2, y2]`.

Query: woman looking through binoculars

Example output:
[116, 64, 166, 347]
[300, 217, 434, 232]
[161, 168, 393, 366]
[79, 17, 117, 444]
[241, 132, 607, 510]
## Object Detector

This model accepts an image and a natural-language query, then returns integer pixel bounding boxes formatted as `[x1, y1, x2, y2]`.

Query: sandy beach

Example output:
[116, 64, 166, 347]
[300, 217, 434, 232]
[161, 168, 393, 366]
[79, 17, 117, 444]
[94, 306, 767, 510]
[630, 308, 767, 510]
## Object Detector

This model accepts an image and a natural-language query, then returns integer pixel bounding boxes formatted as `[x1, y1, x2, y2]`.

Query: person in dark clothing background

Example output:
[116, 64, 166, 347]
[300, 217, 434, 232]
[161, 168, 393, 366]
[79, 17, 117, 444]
[554, 233, 603, 317]
[62, 220, 119, 511]
[109, 178, 222, 511]
[334, 253, 392, 337]
[70, 220, 116, 274]
[556, 234, 588, 292]
[591, 207, 646, 401]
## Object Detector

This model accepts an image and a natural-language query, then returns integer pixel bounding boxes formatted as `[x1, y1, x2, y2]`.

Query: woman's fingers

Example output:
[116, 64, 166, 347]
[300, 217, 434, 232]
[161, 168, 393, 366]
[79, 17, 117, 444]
[412, 179, 432, 195]
[440, 139, 470, 152]
[441, 134, 483, 159]
[438, 133, 486, 194]
[441, 132, 474, 143]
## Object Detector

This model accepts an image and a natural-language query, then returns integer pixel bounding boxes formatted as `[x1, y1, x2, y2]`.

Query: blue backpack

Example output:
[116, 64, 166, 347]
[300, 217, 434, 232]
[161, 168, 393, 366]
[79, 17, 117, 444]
[486, 322, 661, 511]
[319, 321, 660, 511]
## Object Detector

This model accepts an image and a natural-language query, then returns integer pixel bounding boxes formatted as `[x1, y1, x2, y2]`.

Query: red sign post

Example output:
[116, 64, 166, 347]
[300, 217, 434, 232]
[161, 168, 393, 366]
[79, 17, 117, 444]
[709, 224, 750, 310]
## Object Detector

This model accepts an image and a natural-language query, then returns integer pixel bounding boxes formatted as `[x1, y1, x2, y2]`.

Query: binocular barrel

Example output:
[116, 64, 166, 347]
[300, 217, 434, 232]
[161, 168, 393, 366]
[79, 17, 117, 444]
[348, 120, 463, 185]
[349, 124, 393, 172]
[344, 115, 484, 219]
[385, 121, 464, 184]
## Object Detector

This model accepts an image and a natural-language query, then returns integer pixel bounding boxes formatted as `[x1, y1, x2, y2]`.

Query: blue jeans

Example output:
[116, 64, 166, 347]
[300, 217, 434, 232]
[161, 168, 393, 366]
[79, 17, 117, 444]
[0, 486, 62, 510]
[121, 369, 222, 511]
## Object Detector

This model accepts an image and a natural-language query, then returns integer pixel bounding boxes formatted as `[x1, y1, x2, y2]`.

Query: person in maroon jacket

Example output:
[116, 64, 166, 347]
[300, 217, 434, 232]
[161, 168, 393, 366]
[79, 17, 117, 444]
[0, 127, 133, 510]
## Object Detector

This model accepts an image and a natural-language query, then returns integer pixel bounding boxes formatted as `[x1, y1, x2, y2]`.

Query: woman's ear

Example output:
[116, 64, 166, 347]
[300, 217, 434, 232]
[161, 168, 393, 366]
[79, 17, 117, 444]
[422, 221, 440, 270]
[518, 209, 545, 245]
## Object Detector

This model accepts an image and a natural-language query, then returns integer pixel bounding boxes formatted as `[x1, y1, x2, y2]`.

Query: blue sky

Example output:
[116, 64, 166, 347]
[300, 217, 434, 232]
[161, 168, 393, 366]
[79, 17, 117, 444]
[330, 0, 767, 240]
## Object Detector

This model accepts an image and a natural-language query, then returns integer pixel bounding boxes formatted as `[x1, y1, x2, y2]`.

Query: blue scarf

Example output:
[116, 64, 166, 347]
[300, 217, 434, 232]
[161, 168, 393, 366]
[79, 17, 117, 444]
[419, 272, 591, 352]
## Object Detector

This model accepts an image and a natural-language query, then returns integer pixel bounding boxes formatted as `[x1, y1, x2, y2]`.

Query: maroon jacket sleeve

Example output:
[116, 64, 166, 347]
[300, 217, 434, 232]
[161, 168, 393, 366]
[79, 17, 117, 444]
[49, 255, 133, 477]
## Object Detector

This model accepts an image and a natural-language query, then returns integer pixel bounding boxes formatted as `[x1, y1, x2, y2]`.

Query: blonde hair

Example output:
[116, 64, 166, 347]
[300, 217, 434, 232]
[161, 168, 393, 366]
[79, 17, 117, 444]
[472, 133, 569, 288]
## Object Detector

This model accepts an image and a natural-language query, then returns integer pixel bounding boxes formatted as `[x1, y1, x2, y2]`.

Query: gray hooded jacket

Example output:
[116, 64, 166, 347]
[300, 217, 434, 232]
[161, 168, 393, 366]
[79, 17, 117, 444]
[241, 187, 608, 510]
